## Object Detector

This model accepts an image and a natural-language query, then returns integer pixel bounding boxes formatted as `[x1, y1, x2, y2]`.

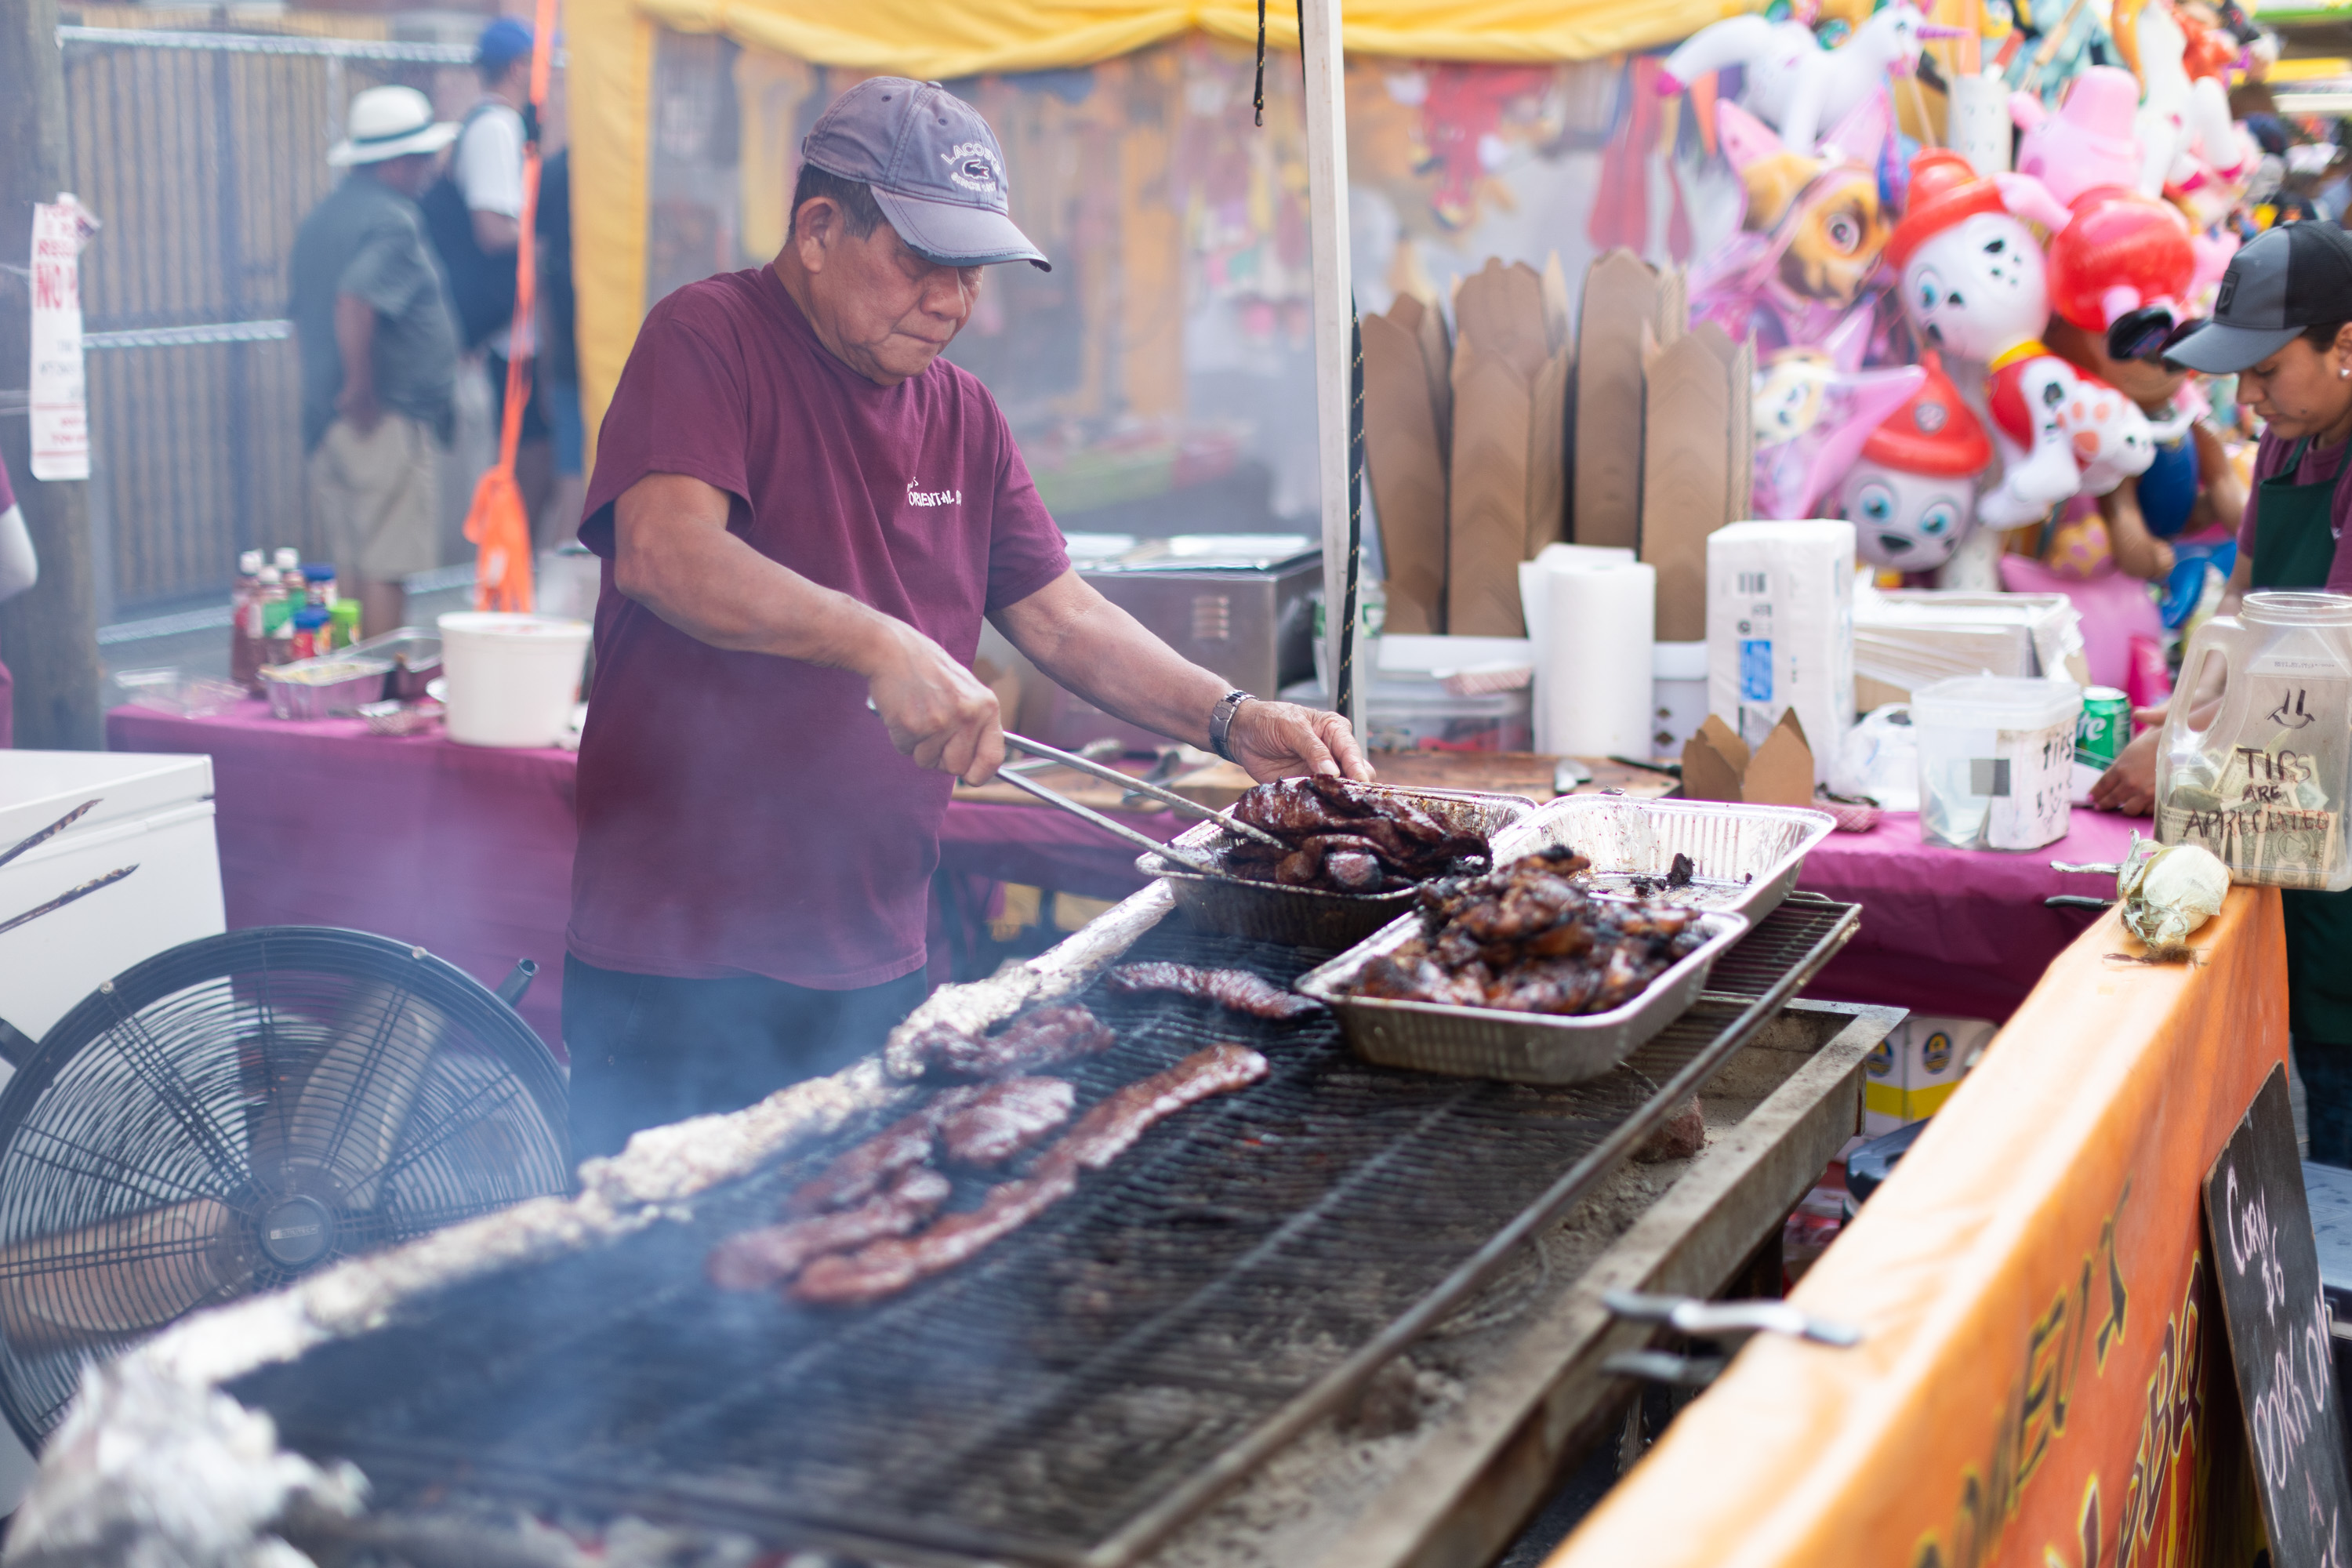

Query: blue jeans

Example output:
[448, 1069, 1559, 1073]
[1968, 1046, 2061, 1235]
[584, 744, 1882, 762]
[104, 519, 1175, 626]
[561, 955, 925, 1161]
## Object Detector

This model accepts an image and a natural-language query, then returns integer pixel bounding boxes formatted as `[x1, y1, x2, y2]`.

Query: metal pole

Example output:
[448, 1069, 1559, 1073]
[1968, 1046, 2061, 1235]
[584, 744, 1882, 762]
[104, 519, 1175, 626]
[0, 0, 103, 749]
[1298, 0, 1357, 734]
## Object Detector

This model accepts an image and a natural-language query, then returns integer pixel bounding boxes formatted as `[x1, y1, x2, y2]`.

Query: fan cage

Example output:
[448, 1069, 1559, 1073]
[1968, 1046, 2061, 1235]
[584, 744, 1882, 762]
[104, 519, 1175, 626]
[0, 927, 569, 1445]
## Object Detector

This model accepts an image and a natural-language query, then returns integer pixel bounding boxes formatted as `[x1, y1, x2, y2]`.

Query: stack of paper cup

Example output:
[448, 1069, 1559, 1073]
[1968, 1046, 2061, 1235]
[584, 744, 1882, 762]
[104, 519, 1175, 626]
[1516, 544, 1657, 757]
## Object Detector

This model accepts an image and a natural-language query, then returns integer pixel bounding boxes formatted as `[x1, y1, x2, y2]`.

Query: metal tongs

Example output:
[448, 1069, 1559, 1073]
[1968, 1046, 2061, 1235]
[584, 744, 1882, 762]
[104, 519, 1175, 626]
[993, 731, 1283, 881]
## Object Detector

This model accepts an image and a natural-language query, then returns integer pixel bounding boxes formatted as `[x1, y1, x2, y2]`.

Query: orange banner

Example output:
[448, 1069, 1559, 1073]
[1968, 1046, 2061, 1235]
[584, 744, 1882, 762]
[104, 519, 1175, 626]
[1552, 887, 2287, 1568]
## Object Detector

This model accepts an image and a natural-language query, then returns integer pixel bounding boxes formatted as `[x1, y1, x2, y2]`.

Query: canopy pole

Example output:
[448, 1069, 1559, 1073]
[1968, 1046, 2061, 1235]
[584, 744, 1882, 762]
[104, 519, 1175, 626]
[1298, 0, 1359, 734]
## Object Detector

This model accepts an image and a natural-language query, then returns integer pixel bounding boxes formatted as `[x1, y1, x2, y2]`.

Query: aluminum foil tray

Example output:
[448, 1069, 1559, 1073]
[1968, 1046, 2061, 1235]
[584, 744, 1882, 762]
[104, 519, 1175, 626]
[1135, 784, 1535, 949]
[1490, 797, 1836, 922]
[1294, 907, 1751, 1084]
[260, 655, 394, 720]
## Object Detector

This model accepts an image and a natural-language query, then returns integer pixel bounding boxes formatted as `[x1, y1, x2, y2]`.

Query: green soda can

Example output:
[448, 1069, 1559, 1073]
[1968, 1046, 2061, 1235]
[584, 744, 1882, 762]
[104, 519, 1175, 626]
[2075, 686, 2131, 770]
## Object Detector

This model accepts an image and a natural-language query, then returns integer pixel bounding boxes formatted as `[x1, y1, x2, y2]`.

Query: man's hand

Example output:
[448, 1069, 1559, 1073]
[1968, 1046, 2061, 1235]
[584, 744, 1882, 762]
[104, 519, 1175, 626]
[866, 622, 1005, 786]
[2088, 706, 2172, 817]
[336, 381, 383, 437]
[1227, 699, 1374, 783]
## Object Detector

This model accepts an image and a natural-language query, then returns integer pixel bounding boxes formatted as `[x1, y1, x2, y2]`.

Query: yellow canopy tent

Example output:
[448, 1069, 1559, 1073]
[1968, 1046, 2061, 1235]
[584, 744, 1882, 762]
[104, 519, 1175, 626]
[563, 0, 1754, 457]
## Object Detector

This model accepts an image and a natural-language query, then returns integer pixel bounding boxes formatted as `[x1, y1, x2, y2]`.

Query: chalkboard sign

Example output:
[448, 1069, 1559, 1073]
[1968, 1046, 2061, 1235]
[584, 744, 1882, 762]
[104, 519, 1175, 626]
[2205, 1064, 2352, 1567]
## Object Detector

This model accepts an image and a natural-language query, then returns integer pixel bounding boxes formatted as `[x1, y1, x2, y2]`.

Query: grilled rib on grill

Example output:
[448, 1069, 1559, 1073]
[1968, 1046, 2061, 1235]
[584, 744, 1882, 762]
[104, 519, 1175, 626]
[1105, 963, 1323, 1021]
[938, 1076, 1076, 1167]
[707, 1167, 952, 1291]
[1215, 777, 1489, 895]
[791, 1044, 1269, 1307]
[887, 1004, 1116, 1082]
[1349, 847, 1707, 1015]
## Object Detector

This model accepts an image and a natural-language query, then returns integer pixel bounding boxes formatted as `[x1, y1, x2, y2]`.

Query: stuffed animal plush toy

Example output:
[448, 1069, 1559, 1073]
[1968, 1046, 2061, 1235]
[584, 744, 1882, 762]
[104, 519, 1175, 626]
[1690, 96, 1893, 351]
[1841, 351, 1993, 571]
[1658, 2, 1958, 157]
[1888, 151, 2157, 528]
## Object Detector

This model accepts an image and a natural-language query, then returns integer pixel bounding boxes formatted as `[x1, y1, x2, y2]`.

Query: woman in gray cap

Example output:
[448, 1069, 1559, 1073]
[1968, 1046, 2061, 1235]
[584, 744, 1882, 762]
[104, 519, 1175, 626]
[2096, 219, 2352, 1160]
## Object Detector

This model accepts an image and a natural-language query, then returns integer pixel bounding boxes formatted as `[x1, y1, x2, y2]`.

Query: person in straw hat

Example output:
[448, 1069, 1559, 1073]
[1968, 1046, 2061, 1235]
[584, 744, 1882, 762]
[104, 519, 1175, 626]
[289, 85, 462, 636]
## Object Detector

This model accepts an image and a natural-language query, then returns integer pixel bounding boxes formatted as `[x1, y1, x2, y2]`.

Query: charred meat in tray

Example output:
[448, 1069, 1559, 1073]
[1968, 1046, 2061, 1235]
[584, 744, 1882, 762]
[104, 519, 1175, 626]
[1351, 846, 1708, 1015]
[1215, 777, 1489, 895]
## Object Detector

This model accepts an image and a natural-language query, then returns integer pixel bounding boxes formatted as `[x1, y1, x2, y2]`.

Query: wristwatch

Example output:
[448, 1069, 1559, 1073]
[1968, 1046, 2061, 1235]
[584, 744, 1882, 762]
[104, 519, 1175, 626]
[1208, 689, 1254, 763]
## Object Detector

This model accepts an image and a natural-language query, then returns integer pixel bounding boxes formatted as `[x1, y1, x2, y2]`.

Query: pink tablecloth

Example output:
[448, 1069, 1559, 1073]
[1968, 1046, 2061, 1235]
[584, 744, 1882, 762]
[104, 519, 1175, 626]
[105, 699, 2144, 1043]
[1795, 808, 2145, 1022]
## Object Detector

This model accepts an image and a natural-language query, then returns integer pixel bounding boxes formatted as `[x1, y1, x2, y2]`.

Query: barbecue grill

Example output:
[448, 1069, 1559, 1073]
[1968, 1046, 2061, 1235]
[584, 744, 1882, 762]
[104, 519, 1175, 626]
[219, 892, 1860, 1568]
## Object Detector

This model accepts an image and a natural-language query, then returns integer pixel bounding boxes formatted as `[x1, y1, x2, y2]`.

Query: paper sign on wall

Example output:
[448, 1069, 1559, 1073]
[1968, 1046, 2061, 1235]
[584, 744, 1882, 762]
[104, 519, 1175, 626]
[29, 195, 98, 482]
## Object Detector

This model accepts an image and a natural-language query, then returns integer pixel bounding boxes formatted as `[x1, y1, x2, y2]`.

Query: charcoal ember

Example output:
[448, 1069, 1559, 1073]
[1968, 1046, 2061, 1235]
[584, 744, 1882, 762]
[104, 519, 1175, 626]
[1635, 1096, 1707, 1163]
[1664, 851, 1697, 890]
[1345, 850, 1701, 1018]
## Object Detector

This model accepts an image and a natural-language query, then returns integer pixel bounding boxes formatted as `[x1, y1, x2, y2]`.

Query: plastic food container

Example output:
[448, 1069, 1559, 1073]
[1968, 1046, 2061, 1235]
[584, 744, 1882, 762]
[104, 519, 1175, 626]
[437, 613, 591, 749]
[1487, 797, 1837, 921]
[1294, 907, 1750, 1083]
[260, 656, 395, 721]
[1911, 676, 2083, 851]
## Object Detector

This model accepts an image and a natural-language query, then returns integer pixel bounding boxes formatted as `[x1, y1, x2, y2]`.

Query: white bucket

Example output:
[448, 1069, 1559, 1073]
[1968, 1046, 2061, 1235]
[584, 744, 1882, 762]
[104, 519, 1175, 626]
[1912, 676, 2082, 851]
[437, 612, 591, 748]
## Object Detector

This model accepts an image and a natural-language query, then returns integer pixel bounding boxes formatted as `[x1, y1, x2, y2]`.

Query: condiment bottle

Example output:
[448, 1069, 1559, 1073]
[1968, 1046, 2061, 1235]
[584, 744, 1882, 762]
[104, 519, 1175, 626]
[273, 546, 301, 581]
[330, 598, 361, 652]
[266, 599, 297, 668]
[291, 605, 329, 661]
[304, 563, 336, 610]
[230, 549, 265, 688]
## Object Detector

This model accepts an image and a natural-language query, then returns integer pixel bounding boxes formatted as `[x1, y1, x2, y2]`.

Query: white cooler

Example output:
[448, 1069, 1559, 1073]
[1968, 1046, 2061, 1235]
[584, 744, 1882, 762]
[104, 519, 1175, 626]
[0, 751, 227, 1047]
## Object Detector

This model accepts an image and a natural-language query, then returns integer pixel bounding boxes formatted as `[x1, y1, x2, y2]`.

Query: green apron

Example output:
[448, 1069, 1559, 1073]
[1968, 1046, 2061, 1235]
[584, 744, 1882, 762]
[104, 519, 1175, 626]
[2253, 437, 2352, 1042]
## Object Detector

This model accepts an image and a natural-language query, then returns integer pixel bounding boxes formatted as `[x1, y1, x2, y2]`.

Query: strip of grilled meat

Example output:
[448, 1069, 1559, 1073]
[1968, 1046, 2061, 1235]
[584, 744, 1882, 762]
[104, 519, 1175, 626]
[1105, 962, 1323, 1020]
[707, 1167, 953, 1291]
[1350, 847, 1706, 1016]
[887, 1003, 1116, 1081]
[790, 1044, 1269, 1306]
[937, 1076, 1076, 1167]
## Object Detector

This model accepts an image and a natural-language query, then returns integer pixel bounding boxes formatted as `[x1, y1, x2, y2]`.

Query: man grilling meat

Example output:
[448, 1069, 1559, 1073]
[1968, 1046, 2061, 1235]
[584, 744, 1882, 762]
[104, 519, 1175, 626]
[569, 78, 1369, 1159]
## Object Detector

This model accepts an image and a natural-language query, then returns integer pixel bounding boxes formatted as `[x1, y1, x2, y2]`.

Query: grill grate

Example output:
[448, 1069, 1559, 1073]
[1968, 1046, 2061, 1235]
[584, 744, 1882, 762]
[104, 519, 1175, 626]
[230, 897, 1857, 1567]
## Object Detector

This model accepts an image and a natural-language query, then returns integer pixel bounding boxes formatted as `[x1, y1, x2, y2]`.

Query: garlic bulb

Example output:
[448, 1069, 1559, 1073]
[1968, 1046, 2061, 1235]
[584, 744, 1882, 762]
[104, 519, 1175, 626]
[2116, 836, 2230, 956]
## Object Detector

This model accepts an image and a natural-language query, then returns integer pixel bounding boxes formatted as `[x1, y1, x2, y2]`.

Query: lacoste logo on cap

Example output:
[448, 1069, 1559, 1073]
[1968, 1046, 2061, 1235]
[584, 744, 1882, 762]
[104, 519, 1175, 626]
[942, 139, 1004, 197]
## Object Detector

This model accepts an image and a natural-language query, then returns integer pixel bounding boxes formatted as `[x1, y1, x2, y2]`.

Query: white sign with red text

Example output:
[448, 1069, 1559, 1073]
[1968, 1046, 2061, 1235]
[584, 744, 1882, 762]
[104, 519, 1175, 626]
[29, 196, 96, 481]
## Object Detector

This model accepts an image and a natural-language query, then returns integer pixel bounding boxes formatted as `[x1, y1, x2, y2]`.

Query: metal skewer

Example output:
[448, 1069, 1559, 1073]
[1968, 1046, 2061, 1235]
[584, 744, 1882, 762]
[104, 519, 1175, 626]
[1000, 731, 1287, 850]
[993, 770, 1257, 884]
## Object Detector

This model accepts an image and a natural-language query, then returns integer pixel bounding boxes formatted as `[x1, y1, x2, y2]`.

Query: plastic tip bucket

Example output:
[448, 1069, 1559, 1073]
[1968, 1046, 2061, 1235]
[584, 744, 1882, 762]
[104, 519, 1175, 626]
[437, 612, 591, 748]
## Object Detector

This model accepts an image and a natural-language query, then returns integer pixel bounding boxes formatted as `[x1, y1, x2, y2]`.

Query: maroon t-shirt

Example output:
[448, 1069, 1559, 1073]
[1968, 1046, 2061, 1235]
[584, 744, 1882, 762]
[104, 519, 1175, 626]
[572, 267, 1069, 986]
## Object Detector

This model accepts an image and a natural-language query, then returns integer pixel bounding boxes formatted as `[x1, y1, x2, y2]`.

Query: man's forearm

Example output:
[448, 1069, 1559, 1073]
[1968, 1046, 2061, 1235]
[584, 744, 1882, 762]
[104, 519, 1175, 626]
[1000, 579, 1229, 749]
[615, 501, 903, 674]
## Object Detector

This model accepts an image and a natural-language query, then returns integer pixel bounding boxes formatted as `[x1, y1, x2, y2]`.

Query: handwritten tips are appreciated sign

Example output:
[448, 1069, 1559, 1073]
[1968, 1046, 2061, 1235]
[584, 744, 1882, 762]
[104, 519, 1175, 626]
[28, 196, 97, 482]
[2204, 1064, 2352, 1567]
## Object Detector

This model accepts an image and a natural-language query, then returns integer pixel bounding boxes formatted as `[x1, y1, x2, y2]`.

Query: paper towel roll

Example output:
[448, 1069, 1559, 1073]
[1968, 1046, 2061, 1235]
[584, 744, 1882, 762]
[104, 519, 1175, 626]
[1518, 554, 1656, 757]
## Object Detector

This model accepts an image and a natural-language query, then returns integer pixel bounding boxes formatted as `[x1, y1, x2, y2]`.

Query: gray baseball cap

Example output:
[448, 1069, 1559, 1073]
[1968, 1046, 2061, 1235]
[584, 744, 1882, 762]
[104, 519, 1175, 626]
[802, 78, 1049, 271]
[2165, 221, 2352, 373]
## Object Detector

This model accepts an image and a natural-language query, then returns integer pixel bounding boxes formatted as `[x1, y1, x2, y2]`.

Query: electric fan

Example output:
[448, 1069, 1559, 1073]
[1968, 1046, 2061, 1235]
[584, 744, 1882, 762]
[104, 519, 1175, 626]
[0, 927, 570, 1444]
